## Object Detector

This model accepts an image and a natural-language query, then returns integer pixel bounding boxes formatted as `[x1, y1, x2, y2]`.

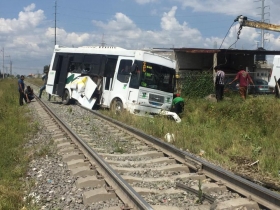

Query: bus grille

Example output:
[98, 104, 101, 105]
[149, 94, 164, 104]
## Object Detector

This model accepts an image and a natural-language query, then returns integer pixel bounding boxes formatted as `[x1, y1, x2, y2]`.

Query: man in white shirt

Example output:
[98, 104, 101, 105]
[214, 66, 225, 101]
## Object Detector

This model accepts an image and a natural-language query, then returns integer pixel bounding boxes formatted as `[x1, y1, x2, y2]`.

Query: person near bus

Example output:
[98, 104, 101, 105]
[25, 86, 34, 103]
[275, 78, 280, 98]
[172, 93, 184, 115]
[229, 65, 254, 100]
[214, 66, 225, 101]
[18, 75, 27, 106]
[39, 70, 51, 100]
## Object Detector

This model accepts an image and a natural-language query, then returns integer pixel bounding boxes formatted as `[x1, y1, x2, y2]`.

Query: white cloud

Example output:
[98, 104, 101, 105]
[23, 3, 36, 12]
[160, 6, 202, 47]
[91, 6, 203, 48]
[135, 0, 158, 5]
[176, 0, 259, 16]
[93, 13, 137, 31]
[175, 0, 280, 24]
[0, 3, 45, 34]
[1, 2, 279, 75]
[46, 27, 92, 46]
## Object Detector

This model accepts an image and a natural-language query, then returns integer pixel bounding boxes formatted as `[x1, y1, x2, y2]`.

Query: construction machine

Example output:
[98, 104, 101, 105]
[234, 15, 280, 90]
[235, 15, 280, 33]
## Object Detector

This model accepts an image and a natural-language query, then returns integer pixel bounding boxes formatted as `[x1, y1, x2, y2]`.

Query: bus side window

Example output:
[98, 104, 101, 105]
[117, 60, 132, 83]
[70, 54, 83, 73]
[69, 63, 75, 72]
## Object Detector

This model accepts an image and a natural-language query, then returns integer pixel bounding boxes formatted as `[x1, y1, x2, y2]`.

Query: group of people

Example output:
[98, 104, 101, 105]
[18, 71, 50, 106]
[18, 75, 35, 106]
[214, 65, 254, 101]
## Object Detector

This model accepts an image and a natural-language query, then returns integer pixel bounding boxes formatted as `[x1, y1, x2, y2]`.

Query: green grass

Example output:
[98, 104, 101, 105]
[0, 78, 39, 210]
[25, 78, 44, 87]
[103, 94, 280, 178]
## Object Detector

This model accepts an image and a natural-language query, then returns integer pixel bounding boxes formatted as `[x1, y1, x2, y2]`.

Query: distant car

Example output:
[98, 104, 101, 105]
[248, 79, 273, 95]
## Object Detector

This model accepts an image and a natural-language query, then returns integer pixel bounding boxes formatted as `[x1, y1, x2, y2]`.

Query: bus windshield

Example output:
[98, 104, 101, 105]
[137, 61, 175, 93]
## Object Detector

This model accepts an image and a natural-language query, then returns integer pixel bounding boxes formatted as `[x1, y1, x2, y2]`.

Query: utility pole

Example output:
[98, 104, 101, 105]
[10, 60, 12, 75]
[256, 0, 270, 48]
[100, 33, 106, 46]
[54, 0, 57, 45]
[5, 55, 11, 75]
[1, 47, 4, 79]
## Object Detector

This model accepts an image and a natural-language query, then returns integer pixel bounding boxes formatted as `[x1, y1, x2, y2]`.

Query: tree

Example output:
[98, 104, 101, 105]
[43, 65, 50, 73]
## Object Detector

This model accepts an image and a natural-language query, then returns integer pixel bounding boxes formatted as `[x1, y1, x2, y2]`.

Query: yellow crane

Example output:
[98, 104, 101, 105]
[235, 15, 280, 32]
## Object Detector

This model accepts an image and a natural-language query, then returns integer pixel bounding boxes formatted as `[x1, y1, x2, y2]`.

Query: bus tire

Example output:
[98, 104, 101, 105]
[111, 99, 123, 114]
[62, 89, 71, 105]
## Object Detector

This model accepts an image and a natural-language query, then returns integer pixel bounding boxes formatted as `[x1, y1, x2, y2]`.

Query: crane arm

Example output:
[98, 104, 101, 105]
[235, 15, 280, 32]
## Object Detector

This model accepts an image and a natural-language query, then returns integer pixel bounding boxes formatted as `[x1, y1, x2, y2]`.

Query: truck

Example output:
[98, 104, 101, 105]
[46, 45, 181, 122]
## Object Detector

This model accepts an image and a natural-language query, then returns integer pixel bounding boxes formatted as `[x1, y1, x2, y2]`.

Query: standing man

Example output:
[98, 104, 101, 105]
[18, 75, 26, 106]
[214, 66, 225, 101]
[39, 70, 51, 100]
[229, 65, 254, 100]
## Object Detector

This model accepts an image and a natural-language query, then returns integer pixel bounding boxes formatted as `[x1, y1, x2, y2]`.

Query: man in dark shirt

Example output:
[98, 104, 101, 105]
[18, 75, 27, 106]
[25, 86, 34, 103]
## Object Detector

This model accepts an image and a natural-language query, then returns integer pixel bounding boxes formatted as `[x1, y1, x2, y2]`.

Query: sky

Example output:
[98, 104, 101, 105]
[1, 0, 280, 76]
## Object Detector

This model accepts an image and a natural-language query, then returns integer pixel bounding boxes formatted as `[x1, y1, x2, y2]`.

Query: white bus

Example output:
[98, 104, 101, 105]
[46, 45, 181, 122]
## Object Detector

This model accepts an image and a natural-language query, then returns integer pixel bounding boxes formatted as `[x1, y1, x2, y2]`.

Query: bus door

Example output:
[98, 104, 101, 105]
[115, 58, 133, 107]
[127, 62, 141, 105]
[101, 56, 118, 107]
[56, 55, 70, 97]
[46, 53, 63, 95]
[47, 53, 70, 97]
[101, 77, 111, 107]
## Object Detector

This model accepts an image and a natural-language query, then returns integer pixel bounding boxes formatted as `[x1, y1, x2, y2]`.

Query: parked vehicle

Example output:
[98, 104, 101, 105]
[224, 78, 272, 95]
[224, 77, 239, 93]
[248, 79, 272, 95]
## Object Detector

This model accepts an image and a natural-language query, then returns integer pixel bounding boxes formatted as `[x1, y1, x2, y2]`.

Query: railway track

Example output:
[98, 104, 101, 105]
[28, 86, 280, 210]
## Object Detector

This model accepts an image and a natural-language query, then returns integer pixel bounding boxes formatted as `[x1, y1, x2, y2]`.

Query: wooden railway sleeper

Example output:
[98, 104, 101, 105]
[185, 155, 202, 170]
[121, 203, 132, 210]
[105, 185, 115, 193]
[96, 174, 104, 179]
[176, 182, 216, 204]
[217, 180, 224, 186]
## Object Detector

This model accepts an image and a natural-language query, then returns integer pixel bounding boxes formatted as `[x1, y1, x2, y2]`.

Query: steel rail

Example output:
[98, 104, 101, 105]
[36, 98, 153, 210]
[87, 108, 280, 210]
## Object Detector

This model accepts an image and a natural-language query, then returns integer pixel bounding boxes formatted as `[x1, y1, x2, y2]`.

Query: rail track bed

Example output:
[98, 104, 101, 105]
[27, 89, 280, 210]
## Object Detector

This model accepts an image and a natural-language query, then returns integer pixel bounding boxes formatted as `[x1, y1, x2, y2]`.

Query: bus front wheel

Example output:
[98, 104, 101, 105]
[111, 99, 123, 114]
[62, 89, 71, 105]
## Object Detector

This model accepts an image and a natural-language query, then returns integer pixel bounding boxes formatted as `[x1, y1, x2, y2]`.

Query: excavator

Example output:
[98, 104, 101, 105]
[234, 15, 280, 92]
